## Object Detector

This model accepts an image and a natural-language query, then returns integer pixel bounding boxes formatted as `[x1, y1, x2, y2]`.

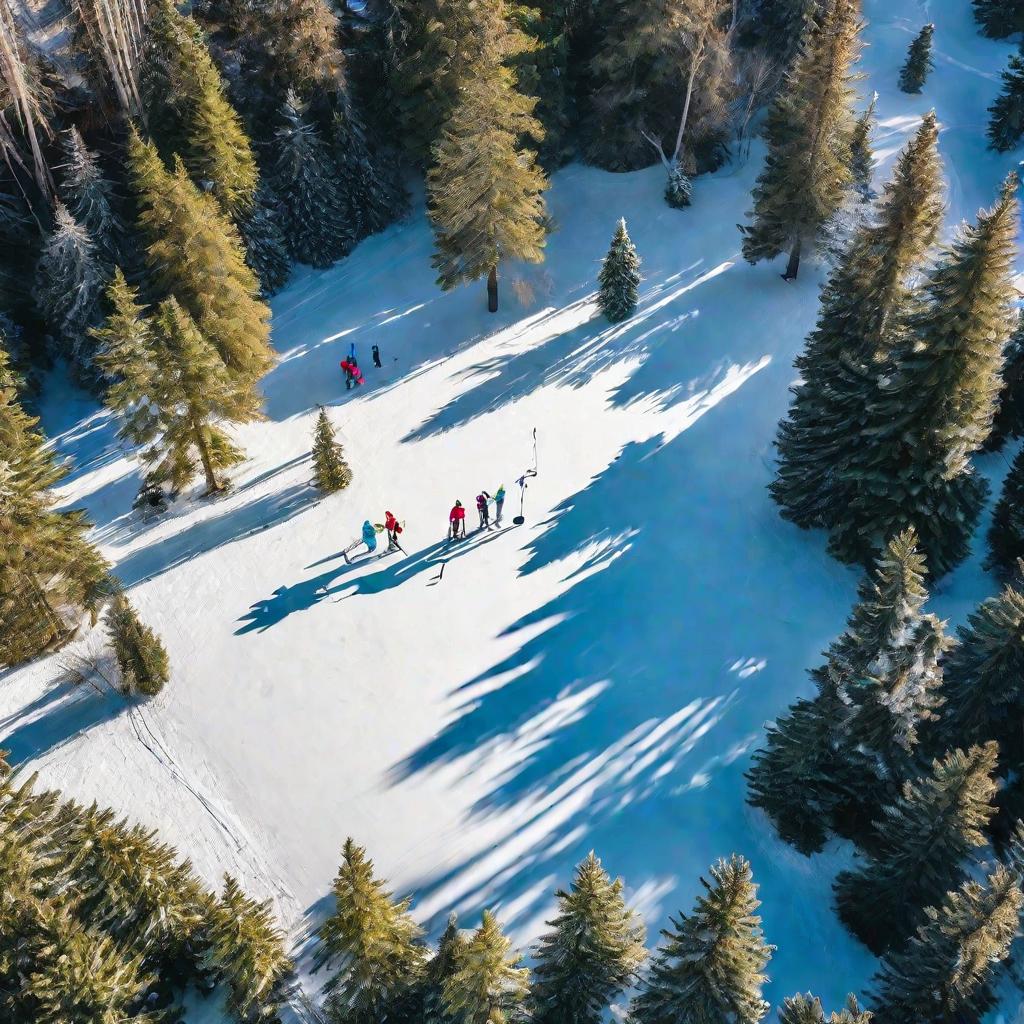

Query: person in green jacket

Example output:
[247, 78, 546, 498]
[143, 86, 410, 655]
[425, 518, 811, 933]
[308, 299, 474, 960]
[494, 484, 506, 525]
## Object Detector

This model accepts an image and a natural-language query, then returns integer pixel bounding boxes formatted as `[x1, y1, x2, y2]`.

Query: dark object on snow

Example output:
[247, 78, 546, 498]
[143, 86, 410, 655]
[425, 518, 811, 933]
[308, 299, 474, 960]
[372, 344, 382, 368]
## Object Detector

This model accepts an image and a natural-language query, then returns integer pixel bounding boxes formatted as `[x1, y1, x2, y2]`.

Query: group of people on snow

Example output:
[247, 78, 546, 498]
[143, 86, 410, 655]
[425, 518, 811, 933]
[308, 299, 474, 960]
[339, 342, 384, 390]
[449, 486, 506, 538]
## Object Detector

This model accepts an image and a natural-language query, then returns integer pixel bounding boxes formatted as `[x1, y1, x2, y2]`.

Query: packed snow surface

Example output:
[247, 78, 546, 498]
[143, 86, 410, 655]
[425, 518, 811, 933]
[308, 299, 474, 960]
[4, 1, 1023, 1019]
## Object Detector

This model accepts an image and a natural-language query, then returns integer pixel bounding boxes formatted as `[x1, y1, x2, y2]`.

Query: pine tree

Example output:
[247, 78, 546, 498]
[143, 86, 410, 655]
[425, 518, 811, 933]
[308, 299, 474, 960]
[442, 910, 529, 1024]
[106, 592, 170, 698]
[270, 92, 352, 269]
[664, 162, 693, 209]
[531, 852, 646, 1024]
[778, 993, 872, 1024]
[747, 0, 822, 67]
[313, 838, 426, 1024]
[833, 743, 998, 954]
[627, 855, 772, 1024]
[937, 586, 1024, 772]
[34, 203, 107, 385]
[849, 92, 877, 201]
[974, 0, 1024, 39]
[236, 185, 292, 297]
[899, 24, 934, 94]
[988, 315, 1024, 451]
[312, 408, 353, 493]
[871, 866, 1023, 1024]
[988, 51, 1024, 153]
[988, 447, 1024, 578]
[127, 129, 273, 383]
[422, 914, 469, 1024]
[207, 874, 294, 1024]
[740, 0, 862, 280]
[827, 175, 1019, 576]
[597, 219, 641, 323]
[59, 127, 125, 269]
[0, 345, 109, 667]
[427, 0, 549, 313]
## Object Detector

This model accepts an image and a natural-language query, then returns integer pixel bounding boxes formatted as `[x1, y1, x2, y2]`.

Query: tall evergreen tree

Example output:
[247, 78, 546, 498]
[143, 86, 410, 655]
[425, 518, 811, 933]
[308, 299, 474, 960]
[827, 175, 1019, 576]
[127, 130, 273, 383]
[236, 185, 292, 297]
[973, 0, 1024, 39]
[740, 0, 862, 280]
[597, 219, 641, 323]
[849, 92, 877, 201]
[427, 0, 549, 313]
[988, 447, 1024, 578]
[627, 855, 772, 1024]
[313, 838, 426, 1024]
[531, 852, 647, 1024]
[106, 591, 170, 698]
[206, 874, 294, 1024]
[97, 286, 260, 494]
[899, 24, 934, 94]
[986, 313, 1024, 449]
[312, 407, 353, 493]
[270, 92, 352, 269]
[871, 866, 1023, 1024]
[778, 993, 872, 1024]
[771, 110, 943, 528]
[0, 345, 109, 668]
[422, 914, 469, 1024]
[59, 127, 125, 270]
[34, 203, 107, 385]
[442, 910, 529, 1024]
[833, 743, 998, 954]
[746, 0, 822, 67]
[988, 50, 1024, 153]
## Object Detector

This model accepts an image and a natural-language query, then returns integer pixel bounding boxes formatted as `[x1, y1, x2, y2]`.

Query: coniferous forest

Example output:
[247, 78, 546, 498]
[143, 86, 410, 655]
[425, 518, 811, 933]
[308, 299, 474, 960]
[3, 0, 1024, 1021]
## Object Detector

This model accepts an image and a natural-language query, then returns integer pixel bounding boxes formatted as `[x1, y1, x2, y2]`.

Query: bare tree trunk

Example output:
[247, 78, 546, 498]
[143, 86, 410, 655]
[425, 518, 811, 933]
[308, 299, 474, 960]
[670, 35, 708, 166]
[783, 238, 802, 281]
[193, 423, 221, 493]
[487, 266, 498, 313]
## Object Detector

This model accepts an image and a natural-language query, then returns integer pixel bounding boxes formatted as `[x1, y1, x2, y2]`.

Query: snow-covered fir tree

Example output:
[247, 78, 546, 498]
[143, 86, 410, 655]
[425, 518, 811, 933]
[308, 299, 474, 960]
[740, 0, 862, 279]
[442, 910, 529, 1024]
[312, 407, 353, 493]
[427, 0, 548, 312]
[988, 447, 1024, 579]
[531, 852, 647, 1024]
[236, 185, 292, 297]
[106, 591, 170, 698]
[871, 866, 1023, 1024]
[313, 838, 426, 1024]
[270, 91, 353, 269]
[849, 92, 877, 201]
[59, 126, 126, 269]
[899, 24, 934, 94]
[826, 174, 1019, 576]
[833, 742, 998, 954]
[974, 0, 1024, 38]
[627, 855, 772, 1024]
[664, 162, 693, 209]
[597, 219, 641, 323]
[34, 202, 107, 385]
[988, 50, 1024, 152]
[777, 993, 872, 1024]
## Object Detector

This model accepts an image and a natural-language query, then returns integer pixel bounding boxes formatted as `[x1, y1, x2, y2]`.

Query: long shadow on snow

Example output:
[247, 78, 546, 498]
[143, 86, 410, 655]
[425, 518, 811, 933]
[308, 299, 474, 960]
[389, 389, 875, 1005]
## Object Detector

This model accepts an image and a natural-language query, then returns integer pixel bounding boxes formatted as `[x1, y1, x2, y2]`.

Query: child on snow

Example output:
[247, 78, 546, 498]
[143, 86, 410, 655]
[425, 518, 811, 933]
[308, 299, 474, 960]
[449, 500, 466, 540]
[494, 485, 505, 525]
[342, 520, 379, 564]
[476, 492, 491, 530]
[372, 344, 382, 368]
[384, 511, 403, 551]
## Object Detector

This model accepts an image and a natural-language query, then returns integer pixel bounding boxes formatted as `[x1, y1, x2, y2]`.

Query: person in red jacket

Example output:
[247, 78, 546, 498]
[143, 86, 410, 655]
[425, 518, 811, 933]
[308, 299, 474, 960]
[384, 510, 403, 551]
[449, 500, 466, 540]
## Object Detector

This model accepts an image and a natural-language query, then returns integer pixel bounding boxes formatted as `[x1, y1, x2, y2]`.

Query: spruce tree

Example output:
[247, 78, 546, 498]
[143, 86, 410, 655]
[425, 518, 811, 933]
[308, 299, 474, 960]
[237, 185, 292, 297]
[0, 345, 109, 667]
[97, 288, 260, 494]
[871, 866, 1023, 1024]
[106, 592, 170, 698]
[985, 313, 1024, 450]
[778, 993, 871, 1024]
[988, 447, 1024, 578]
[988, 50, 1024, 153]
[427, 0, 548, 313]
[442, 910, 529, 1024]
[627, 855, 772, 1024]
[207, 874, 294, 1024]
[740, 0, 862, 280]
[127, 130, 273, 383]
[531, 852, 646, 1024]
[422, 914, 469, 1024]
[937, 586, 1024, 771]
[747, 0, 822, 67]
[313, 838, 426, 1024]
[664, 162, 693, 209]
[974, 0, 1024, 39]
[270, 92, 352, 269]
[849, 92, 877, 201]
[312, 408, 353, 494]
[59, 127, 125, 270]
[828, 175, 1019, 576]
[833, 743, 998, 954]
[899, 24, 934, 94]
[597, 219, 641, 324]
[34, 203, 107, 385]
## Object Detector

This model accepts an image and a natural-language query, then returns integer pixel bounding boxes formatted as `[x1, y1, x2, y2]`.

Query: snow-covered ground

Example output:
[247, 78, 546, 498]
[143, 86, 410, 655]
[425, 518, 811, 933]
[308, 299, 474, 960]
[3, 1, 1022, 1019]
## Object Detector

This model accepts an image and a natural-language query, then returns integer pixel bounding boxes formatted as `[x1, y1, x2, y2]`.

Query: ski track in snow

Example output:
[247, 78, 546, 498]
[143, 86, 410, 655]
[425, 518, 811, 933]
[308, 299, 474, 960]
[3, 2, 1024, 1021]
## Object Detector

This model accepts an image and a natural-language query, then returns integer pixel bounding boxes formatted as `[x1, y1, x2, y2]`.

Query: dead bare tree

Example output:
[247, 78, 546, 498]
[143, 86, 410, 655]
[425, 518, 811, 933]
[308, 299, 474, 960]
[735, 47, 779, 160]
[71, 0, 147, 115]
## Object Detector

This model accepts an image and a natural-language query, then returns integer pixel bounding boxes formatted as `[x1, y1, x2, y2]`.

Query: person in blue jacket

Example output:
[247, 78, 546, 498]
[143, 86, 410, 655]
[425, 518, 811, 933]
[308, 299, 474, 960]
[362, 519, 378, 553]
